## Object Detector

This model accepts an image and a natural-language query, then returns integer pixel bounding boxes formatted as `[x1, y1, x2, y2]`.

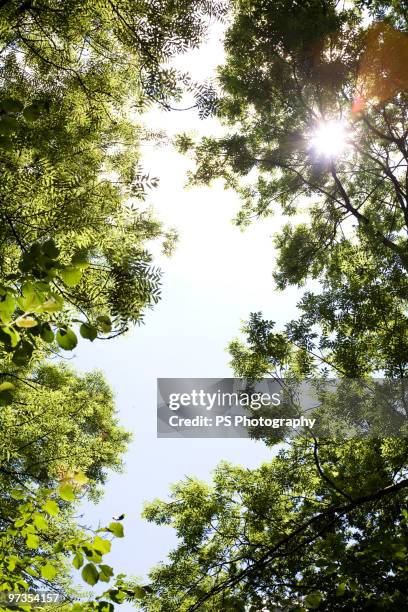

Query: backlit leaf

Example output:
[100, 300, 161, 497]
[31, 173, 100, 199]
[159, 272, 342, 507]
[56, 328, 77, 351]
[81, 563, 99, 586]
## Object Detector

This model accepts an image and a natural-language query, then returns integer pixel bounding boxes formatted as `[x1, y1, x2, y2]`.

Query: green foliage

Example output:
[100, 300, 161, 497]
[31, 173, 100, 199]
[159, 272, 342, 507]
[0, 362, 130, 495]
[0, 361, 130, 599]
[0, 0, 227, 371]
[0, 0, 231, 608]
[107, 523, 124, 539]
[140, 438, 408, 610]
[230, 237, 408, 381]
[0, 0, 230, 606]
[191, 0, 408, 282]
[138, 1, 408, 610]
[0, 484, 139, 610]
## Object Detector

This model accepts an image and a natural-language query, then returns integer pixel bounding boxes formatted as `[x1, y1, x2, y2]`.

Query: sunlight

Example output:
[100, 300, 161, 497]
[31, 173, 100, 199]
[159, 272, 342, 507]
[309, 120, 349, 159]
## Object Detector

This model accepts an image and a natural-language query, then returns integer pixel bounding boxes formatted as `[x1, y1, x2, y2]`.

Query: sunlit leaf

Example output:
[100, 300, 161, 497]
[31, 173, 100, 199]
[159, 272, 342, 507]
[15, 315, 38, 328]
[60, 266, 83, 287]
[42, 500, 59, 516]
[108, 522, 124, 538]
[41, 563, 57, 580]
[58, 483, 75, 501]
[56, 328, 77, 351]
[26, 533, 40, 549]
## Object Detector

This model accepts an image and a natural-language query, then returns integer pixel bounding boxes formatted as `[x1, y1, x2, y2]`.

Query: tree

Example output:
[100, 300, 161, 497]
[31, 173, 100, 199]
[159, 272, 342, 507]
[0, 361, 130, 598]
[0, 0, 227, 371]
[183, 0, 408, 375]
[0, 362, 130, 497]
[0, 0, 227, 604]
[188, 0, 408, 275]
[0, 482, 135, 609]
[201, 0, 408, 383]
[138, 1, 408, 609]
[141, 438, 408, 611]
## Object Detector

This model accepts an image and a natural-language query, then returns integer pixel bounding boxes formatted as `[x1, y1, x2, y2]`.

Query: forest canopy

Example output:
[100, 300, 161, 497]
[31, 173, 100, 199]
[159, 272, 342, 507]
[0, 0, 226, 606]
[1, 0, 408, 610]
[139, 1, 408, 611]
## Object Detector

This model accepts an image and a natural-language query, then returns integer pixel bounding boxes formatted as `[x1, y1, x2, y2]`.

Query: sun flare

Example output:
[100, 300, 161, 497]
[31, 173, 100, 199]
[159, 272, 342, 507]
[309, 120, 349, 158]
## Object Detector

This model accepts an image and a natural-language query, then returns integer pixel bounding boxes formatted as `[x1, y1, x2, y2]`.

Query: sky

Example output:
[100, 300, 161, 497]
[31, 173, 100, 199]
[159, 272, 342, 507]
[71, 19, 301, 602]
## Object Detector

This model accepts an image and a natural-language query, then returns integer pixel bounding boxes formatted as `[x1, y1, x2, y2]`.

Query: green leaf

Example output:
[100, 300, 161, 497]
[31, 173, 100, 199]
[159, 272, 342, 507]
[93, 536, 111, 555]
[72, 552, 84, 570]
[15, 516, 27, 528]
[10, 488, 25, 500]
[12, 340, 33, 366]
[80, 322, 98, 341]
[18, 283, 43, 311]
[2, 325, 20, 347]
[54, 541, 64, 553]
[15, 315, 38, 328]
[0, 381, 14, 392]
[336, 583, 346, 596]
[98, 564, 114, 582]
[58, 483, 75, 501]
[40, 323, 54, 343]
[97, 315, 112, 333]
[133, 586, 147, 600]
[33, 512, 48, 531]
[60, 266, 83, 287]
[42, 239, 59, 259]
[7, 556, 18, 571]
[107, 590, 126, 604]
[96, 602, 114, 612]
[38, 294, 64, 313]
[56, 328, 78, 351]
[84, 549, 102, 563]
[0, 292, 16, 323]
[73, 469, 89, 485]
[41, 563, 57, 580]
[71, 251, 89, 268]
[305, 591, 322, 609]
[26, 533, 40, 549]
[81, 563, 99, 586]
[42, 499, 59, 516]
[0, 389, 12, 406]
[108, 522, 124, 538]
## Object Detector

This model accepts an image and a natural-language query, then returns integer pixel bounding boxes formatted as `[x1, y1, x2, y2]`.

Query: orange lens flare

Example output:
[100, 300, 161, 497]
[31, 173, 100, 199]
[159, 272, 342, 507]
[353, 22, 408, 113]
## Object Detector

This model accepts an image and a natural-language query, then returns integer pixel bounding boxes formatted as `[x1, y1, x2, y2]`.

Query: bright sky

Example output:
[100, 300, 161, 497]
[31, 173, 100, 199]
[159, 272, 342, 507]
[72, 20, 301, 604]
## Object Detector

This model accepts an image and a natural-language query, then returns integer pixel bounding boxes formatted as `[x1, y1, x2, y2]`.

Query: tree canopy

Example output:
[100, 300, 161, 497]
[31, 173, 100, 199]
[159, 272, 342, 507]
[142, 437, 408, 611]
[183, 0, 408, 378]
[2, 0, 408, 609]
[0, 0, 225, 606]
[1, 362, 129, 496]
[139, 1, 408, 610]
[0, 0, 227, 372]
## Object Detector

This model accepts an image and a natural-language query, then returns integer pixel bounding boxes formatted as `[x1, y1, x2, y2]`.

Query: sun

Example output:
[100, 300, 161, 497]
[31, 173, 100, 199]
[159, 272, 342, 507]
[309, 120, 349, 159]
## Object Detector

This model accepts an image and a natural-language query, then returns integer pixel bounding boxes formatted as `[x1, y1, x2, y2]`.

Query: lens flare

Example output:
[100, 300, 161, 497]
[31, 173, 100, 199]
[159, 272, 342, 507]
[310, 120, 349, 158]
